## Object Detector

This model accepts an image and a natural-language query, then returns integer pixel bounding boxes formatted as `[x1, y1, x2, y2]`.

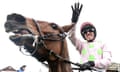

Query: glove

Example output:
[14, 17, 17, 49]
[80, 61, 95, 71]
[75, 63, 81, 66]
[87, 61, 95, 67]
[71, 2, 83, 23]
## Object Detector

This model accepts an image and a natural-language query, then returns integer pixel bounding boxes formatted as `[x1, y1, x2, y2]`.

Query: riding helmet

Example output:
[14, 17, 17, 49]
[80, 22, 96, 40]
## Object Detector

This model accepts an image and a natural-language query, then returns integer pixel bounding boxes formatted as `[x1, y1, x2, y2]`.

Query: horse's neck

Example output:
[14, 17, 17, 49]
[48, 60, 72, 72]
[48, 42, 72, 72]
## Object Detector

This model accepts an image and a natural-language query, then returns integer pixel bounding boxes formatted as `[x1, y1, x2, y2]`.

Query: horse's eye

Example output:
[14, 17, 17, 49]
[50, 23, 58, 29]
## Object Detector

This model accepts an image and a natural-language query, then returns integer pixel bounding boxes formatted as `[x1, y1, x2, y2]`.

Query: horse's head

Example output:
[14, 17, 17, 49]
[4, 13, 34, 46]
[4, 13, 74, 62]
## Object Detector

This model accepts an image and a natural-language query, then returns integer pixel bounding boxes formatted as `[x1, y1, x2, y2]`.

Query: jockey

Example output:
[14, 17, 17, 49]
[69, 2, 112, 72]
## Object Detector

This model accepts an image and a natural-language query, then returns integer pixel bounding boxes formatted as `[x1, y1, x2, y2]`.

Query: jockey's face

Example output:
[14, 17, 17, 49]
[84, 31, 95, 42]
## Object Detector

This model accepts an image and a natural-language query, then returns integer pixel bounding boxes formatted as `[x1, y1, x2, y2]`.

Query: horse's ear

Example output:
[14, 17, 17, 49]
[62, 24, 75, 32]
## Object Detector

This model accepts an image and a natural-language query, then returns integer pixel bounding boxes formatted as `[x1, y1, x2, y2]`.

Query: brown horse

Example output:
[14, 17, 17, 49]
[4, 3, 82, 72]
[4, 13, 74, 72]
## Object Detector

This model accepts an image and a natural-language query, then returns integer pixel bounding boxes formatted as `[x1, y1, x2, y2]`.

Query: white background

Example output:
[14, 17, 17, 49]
[0, 0, 120, 72]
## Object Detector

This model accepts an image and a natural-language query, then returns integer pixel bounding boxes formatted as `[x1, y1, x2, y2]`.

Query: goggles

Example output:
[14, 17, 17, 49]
[82, 27, 95, 34]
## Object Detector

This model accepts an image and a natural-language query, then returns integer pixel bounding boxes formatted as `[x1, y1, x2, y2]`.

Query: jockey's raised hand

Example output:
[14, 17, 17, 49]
[71, 2, 83, 23]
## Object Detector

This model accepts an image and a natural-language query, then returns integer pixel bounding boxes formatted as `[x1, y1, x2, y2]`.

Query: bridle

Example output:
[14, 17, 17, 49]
[32, 19, 67, 57]
[20, 19, 67, 61]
